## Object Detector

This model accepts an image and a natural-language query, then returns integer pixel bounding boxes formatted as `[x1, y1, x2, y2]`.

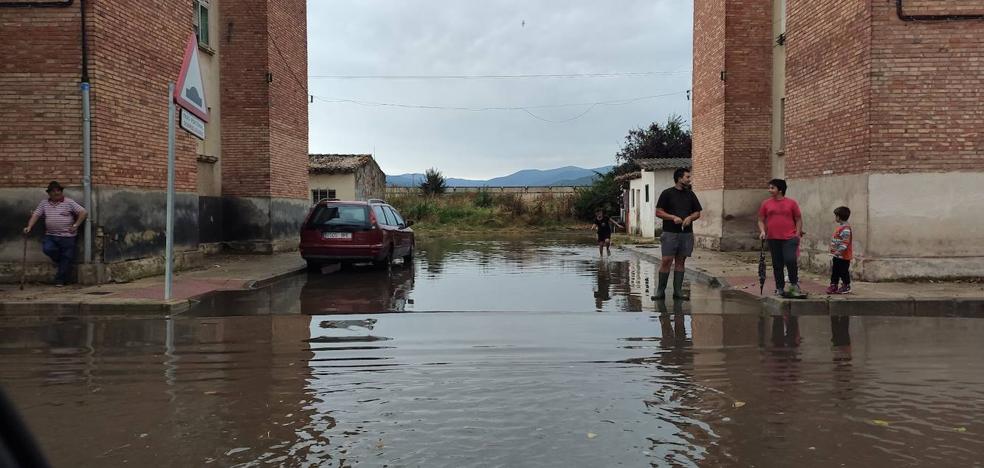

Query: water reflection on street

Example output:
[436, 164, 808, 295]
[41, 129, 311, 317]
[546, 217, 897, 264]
[1, 236, 983, 467]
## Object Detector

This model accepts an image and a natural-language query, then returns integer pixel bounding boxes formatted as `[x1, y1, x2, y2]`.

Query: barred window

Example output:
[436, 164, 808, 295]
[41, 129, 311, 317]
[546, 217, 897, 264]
[193, 0, 210, 46]
[311, 189, 337, 204]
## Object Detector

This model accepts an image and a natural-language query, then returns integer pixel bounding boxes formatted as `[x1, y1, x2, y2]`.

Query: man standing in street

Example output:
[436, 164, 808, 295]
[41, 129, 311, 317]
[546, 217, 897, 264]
[23, 181, 87, 286]
[654, 167, 702, 300]
[757, 178, 804, 297]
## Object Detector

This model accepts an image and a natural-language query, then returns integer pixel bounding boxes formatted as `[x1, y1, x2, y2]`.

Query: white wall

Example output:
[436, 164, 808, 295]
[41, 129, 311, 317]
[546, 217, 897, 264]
[308, 174, 356, 202]
[628, 169, 677, 238]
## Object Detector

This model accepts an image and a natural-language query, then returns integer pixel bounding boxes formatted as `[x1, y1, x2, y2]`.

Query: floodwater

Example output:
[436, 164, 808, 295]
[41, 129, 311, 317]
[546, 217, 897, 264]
[2, 236, 983, 467]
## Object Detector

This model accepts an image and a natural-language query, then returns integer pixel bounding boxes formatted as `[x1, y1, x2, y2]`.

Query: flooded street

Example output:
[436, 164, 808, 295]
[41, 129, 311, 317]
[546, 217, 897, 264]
[2, 236, 983, 467]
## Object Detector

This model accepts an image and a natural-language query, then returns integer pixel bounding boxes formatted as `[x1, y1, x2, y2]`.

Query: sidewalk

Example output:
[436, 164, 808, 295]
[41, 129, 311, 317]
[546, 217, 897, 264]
[624, 245, 984, 318]
[0, 253, 306, 317]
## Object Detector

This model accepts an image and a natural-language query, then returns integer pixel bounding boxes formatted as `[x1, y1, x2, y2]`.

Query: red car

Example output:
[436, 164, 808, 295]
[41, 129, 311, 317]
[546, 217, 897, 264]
[300, 199, 415, 269]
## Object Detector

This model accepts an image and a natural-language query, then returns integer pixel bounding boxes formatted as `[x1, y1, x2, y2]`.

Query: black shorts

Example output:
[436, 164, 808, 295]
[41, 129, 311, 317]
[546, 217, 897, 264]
[597, 232, 612, 243]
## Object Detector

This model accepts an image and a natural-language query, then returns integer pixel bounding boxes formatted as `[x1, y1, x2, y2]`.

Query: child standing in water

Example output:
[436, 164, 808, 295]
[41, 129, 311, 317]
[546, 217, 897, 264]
[593, 209, 622, 256]
[826, 206, 853, 294]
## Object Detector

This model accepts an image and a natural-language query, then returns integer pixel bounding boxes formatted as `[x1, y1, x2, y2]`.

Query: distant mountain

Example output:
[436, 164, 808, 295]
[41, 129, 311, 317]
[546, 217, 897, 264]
[549, 175, 598, 187]
[386, 165, 611, 187]
[384, 174, 482, 187]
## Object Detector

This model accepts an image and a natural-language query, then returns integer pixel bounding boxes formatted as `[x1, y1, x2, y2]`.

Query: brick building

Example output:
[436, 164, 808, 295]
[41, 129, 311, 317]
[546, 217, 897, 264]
[0, 0, 308, 283]
[692, 0, 983, 280]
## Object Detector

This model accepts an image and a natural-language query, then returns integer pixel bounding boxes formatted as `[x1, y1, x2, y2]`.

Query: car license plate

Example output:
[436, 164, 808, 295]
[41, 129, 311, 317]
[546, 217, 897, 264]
[323, 232, 352, 240]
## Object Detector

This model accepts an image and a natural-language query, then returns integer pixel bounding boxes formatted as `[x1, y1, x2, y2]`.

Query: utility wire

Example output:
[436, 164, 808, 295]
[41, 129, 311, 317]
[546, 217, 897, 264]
[310, 90, 688, 123]
[309, 71, 692, 80]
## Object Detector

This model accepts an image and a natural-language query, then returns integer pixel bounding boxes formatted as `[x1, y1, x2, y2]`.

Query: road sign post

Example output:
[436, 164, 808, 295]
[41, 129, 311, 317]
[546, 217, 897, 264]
[165, 82, 176, 301]
[165, 33, 210, 300]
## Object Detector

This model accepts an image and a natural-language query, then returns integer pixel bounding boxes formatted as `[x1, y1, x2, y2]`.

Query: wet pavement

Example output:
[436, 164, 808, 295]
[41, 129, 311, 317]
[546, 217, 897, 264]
[2, 236, 983, 467]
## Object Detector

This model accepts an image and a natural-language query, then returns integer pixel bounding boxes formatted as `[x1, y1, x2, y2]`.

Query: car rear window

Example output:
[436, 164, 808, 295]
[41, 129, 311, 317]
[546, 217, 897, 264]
[309, 204, 370, 227]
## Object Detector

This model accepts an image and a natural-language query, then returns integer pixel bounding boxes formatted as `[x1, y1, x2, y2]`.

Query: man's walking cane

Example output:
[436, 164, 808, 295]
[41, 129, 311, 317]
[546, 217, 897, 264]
[20, 234, 27, 290]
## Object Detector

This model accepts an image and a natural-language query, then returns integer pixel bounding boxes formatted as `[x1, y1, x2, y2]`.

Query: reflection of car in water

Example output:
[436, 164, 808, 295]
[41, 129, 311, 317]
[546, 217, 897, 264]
[301, 264, 416, 314]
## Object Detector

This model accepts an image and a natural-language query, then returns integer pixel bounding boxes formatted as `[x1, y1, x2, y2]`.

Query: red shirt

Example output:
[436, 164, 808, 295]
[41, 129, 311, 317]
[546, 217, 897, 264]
[758, 197, 801, 240]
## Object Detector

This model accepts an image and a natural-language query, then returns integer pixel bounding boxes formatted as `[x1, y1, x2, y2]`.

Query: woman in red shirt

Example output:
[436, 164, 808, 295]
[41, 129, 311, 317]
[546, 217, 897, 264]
[757, 179, 804, 296]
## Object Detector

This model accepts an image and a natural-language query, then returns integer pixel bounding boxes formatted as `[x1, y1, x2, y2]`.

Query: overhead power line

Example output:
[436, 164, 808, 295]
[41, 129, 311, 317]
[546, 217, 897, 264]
[309, 71, 692, 80]
[310, 90, 689, 123]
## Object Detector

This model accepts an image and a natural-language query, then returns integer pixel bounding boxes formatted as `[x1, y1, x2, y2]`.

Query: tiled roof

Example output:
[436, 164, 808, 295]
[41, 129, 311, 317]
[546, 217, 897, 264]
[309, 154, 373, 174]
[633, 158, 692, 171]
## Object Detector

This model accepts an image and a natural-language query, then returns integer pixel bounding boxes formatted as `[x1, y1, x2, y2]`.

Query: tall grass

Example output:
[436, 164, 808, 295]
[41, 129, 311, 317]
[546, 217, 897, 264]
[388, 191, 576, 231]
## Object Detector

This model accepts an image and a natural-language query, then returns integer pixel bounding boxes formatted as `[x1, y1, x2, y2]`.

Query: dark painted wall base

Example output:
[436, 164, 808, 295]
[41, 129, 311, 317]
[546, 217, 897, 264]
[1, 187, 309, 284]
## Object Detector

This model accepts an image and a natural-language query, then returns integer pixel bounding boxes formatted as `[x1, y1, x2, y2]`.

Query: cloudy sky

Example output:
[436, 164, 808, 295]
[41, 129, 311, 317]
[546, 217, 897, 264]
[307, 0, 693, 179]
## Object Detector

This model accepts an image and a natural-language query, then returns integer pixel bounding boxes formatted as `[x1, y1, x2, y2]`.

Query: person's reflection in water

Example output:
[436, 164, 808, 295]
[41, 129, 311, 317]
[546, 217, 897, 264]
[656, 299, 688, 348]
[830, 315, 852, 362]
[770, 313, 801, 348]
[593, 260, 612, 311]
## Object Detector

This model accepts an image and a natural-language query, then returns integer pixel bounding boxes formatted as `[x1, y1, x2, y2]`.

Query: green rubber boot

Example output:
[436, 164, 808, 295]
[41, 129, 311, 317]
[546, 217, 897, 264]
[672, 271, 689, 300]
[653, 272, 669, 300]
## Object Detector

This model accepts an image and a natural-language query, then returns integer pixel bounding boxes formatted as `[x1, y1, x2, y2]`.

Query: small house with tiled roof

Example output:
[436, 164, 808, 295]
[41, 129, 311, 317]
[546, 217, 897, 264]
[308, 154, 385, 203]
[625, 158, 692, 237]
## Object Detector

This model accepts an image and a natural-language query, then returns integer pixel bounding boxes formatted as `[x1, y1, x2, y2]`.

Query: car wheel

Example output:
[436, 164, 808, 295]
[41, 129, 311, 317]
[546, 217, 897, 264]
[373, 246, 393, 270]
[402, 244, 414, 265]
[305, 259, 322, 272]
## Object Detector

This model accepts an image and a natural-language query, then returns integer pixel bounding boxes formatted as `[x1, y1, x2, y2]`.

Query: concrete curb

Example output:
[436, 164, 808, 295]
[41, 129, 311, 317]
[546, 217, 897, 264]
[0, 262, 306, 318]
[622, 245, 729, 288]
[623, 244, 984, 318]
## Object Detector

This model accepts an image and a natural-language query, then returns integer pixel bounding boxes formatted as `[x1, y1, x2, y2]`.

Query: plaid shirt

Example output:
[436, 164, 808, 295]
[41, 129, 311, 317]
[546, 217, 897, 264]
[33, 197, 85, 237]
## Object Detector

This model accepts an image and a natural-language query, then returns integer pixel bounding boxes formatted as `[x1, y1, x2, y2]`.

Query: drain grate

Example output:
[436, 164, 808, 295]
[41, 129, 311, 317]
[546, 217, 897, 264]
[84, 291, 114, 296]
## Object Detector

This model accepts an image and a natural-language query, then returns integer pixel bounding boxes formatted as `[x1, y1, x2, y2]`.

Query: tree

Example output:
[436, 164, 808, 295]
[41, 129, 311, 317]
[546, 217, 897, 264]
[614, 115, 692, 173]
[420, 168, 447, 195]
[573, 171, 621, 221]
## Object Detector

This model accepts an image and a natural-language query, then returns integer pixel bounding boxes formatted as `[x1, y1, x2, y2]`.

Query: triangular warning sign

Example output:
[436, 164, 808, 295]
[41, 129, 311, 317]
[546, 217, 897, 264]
[175, 33, 209, 122]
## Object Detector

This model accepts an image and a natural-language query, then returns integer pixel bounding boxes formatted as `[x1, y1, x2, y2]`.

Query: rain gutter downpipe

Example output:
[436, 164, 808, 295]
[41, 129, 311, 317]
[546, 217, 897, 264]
[1, 0, 90, 263]
[80, 0, 92, 264]
[896, 0, 984, 21]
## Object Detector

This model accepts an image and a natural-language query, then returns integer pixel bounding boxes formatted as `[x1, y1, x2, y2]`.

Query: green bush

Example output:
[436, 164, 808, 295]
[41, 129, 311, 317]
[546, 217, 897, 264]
[474, 190, 493, 208]
[573, 171, 620, 220]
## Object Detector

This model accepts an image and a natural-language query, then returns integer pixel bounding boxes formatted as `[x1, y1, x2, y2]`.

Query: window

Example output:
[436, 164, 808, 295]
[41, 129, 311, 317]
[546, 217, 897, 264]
[381, 206, 397, 226]
[311, 189, 336, 204]
[308, 205, 369, 227]
[386, 206, 406, 226]
[645, 185, 650, 203]
[193, 0, 210, 46]
[631, 189, 635, 207]
[372, 206, 389, 225]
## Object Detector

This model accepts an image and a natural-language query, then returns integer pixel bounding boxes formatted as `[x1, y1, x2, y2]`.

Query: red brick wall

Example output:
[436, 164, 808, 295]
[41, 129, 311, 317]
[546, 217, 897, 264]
[89, 0, 198, 191]
[721, 0, 773, 189]
[0, 1, 199, 192]
[221, 0, 272, 197]
[784, 1, 872, 179]
[0, 4, 82, 188]
[692, 0, 772, 191]
[268, 0, 308, 200]
[692, 0, 726, 191]
[221, 0, 308, 200]
[868, 1, 984, 173]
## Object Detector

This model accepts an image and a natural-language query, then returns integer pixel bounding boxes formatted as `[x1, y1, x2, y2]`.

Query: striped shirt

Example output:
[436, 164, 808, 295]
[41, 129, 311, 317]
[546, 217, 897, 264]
[33, 197, 85, 237]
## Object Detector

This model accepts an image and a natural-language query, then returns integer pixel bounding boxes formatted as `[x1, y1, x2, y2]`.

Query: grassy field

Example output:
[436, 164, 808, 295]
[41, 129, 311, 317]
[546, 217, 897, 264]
[388, 192, 580, 232]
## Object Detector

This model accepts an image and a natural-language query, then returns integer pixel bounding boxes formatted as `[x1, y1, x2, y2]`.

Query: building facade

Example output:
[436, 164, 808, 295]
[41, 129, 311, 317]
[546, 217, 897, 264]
[0, 0, 308, 283]
[692, 0, 983, 280]
[308, 154, 386, 203]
